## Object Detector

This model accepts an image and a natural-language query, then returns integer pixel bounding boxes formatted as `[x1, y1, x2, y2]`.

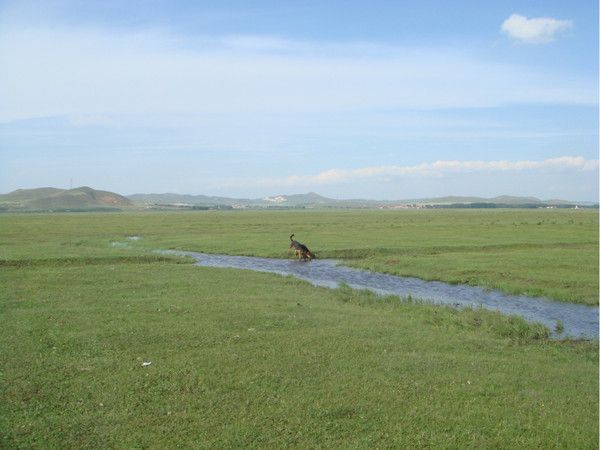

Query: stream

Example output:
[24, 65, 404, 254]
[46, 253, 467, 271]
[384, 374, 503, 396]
[161, 250, 598, 340]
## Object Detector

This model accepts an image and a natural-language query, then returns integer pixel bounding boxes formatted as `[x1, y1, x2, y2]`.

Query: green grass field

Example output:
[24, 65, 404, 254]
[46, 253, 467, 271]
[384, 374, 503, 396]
[1, 210, 598, 447]
[1, 209, 597, 304]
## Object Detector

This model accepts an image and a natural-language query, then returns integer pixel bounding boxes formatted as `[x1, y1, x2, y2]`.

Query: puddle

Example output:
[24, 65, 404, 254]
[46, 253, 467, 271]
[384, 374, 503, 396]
[110, 242, 131, 248]
[111, 237, 141, 248]
[160, 250, 598, 340]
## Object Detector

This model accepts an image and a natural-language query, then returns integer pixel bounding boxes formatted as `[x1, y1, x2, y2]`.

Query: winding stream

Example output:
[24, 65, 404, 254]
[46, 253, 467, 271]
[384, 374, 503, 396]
[162, 250, 598, 340]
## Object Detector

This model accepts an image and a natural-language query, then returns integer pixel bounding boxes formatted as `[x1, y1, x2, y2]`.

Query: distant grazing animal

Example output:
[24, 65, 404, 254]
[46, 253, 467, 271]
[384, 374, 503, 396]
[289, 234, 315, 261]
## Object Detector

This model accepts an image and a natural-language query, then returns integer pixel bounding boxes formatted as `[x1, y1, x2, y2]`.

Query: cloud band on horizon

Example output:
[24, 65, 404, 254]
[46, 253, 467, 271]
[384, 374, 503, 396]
[245, 156, 599, 188]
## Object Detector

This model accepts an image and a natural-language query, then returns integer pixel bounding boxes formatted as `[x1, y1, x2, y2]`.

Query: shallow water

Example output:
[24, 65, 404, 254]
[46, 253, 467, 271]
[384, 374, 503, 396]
[162, 250, 598, 340]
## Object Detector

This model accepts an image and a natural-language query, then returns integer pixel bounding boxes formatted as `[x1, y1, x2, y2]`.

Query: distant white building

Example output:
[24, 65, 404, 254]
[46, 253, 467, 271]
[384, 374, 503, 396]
[263, 195, 287, 203]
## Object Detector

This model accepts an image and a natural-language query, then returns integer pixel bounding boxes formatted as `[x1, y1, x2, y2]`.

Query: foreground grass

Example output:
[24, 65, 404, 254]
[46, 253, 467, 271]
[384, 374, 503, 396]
[1, 209, 597, 304]
[1, 260, 597, 448]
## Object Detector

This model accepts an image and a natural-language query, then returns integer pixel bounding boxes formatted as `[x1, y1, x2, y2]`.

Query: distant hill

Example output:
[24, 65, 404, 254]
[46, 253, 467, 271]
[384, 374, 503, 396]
[127, 193, 253, 206]
[0, 186, 132, 211]
[127, 192, 585, 209]
[490, 195, 543, 204]
[128, 191, 378, 209]
[1, 187, 591, 212]
[262, 192, 331, 206]
[411, 195, 544, 205]
[128, 191, 333, 208]
[0, 187, 65, 202]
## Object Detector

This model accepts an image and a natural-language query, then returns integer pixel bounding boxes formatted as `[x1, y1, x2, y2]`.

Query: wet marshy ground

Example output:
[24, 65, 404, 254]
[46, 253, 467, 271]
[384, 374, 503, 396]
[161, 250, 598, 340]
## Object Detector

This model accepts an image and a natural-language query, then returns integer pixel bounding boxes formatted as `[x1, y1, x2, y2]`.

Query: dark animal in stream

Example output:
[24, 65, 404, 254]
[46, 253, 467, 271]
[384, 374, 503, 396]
[289, 234, 315, 260]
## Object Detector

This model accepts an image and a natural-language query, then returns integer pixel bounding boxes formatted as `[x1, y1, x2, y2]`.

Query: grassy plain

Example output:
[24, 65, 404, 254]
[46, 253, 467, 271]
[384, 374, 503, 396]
[1, 209, 597, 304]
[0, 210, 598, 447]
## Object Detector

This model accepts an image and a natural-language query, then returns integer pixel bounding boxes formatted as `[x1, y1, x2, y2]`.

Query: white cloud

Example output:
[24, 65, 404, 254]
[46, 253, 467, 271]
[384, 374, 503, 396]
[244, 156, 599, 188]
[501, 14, 573, 44]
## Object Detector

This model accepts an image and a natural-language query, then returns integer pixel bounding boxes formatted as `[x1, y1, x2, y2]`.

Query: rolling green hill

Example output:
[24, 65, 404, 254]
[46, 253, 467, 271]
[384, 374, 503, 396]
[0, 186, 132, 211]
[0, 187, 65, 202]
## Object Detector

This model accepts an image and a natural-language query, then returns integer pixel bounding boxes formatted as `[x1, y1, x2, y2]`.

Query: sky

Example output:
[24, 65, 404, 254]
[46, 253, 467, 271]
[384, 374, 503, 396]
[0, 0, 598, 200]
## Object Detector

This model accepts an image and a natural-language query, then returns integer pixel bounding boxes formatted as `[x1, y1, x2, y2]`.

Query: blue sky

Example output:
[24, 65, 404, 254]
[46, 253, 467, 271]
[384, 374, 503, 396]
[0, 0, 598, 200]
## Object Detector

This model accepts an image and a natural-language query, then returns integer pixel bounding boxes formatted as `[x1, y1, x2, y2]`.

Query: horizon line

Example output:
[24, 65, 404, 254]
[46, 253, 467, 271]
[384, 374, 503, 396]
[2, 185, 598, 204]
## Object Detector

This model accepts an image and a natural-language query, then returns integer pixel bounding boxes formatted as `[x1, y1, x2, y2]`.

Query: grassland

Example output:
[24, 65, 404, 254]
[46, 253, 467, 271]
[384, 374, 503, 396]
[1, 209, 597, 304]
[0, 210, 598, 447]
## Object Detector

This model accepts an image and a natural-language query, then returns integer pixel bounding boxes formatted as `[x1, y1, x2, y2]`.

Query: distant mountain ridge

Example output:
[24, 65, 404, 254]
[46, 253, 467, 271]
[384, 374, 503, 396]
[406, 195, 545, 205]
[127, 191, 333, 207]
[127, 192, 588, 208]
[1, 187, 592, 212]
[0, 186, 132, 211]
